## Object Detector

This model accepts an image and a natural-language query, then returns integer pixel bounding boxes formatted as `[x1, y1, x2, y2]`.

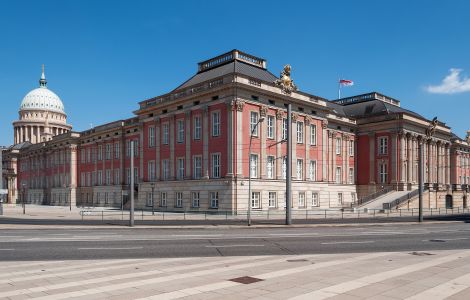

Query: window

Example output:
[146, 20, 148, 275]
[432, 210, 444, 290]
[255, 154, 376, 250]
[282, 157, 287, 179]
[176, 192, 183, 208]
[309, 160, 316, 181]
[114, 169, 120, 185]
[114, 142, 120, 159]
[251, 191, 260, 209]
[282, 118, 287, 140]
[351, 192, 356, 204]
[379, 137, 388, 155]
[348, 140, 354, 156]
[126, 140, 131, 157]
[335, 167, 342, 183]
[250, 154, 258, 178]
[349, 168, 354, 184]
[266, 156, 275, 179]
[105, 169, 111, 185]
[87, 172, 91, 187]
[162, 123, 169, 145]
[105, 144, 111, 160]
[134, 167, 138, 183]
[193, 156, 202, 179]
[160, 192, 167, 207]
[211, 153, 220, 178]
[338, 193, 343, 204]
[96, 170, 102, 185]
[80, 149, 85, 163]
[177, 158, 185, 180]
[212, 112, 220, 137]
[80, 173, 85, 187]
[379, 163, 388, 183]
[133, 140, 139, 157]
[146, 192, 153, 207]
[296, 159, 303, 180]
[177, 120, 184, 143]
[298, 192, 306, 208]
[296, 122, 304, 143]
[148, 126, 155, 147]
[148, 161, 156, 181]
[193, 116, 201, 140]
[192, 192, 200, 207]
[162, 159, 169, 180]
[250, 111, 259, 136]
[268, 192, 277, 208]
[336, 137, 341, 155]
[311, 192, 319, 207]
[95, 145, 101, 161]
[310, 124, 317, 145]
[267, 115, 275, 139]
[210, 192, 219, 208]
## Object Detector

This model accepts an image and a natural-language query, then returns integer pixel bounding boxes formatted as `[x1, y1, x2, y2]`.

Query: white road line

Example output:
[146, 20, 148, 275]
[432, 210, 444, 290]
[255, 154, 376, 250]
[205, 244, 265, 248]
[321, 241, 375, 245]
[422, 237, 468, 242]
[405, 272, 470, 300]
[0, 249, 15, 251]
[0, 236, 24, 238]
[77, 247, 143, 250]
[289, 250, 470, 300]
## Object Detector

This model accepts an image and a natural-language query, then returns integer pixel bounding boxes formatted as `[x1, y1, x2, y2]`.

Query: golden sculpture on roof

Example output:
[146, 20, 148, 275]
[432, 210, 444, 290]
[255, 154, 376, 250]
[275, 64, 297, 94]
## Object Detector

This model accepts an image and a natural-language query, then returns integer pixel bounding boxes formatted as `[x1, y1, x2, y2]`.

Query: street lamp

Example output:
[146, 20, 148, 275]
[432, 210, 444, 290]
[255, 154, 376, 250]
[150, 182, 155, 215]
[21, 182, 26, 215]
[248, 115, 265, 226]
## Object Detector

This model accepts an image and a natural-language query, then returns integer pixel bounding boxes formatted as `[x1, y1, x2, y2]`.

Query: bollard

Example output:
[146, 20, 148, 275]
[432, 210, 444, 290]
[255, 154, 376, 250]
[184, 211, 186, 220]
[205, 211, 207, 220]
[102, 210, 104, 222]
[342, 210, 344, 219]
[324, 210, 327, 219]
[163, 211, 165, 221]
[142, 209, 144, 221]
[226, 211, 228, 220]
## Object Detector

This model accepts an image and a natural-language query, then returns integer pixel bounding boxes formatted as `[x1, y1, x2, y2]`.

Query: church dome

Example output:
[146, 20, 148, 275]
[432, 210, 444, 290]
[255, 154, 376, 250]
[19, 66, 65, 114]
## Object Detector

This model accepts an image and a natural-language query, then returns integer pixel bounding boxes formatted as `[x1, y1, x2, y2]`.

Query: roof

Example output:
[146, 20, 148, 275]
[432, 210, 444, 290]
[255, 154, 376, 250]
[173, 60, 278, 91]
[335, 99, 425, 120]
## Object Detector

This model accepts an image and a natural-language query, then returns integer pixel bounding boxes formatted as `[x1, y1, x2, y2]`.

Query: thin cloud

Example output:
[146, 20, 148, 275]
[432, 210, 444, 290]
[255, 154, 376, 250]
[425, 68, 470, 94]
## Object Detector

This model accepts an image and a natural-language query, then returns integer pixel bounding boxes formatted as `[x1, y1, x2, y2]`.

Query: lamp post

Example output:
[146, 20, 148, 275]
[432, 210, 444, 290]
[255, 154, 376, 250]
[248, 115, 265, 226]
[69, 186, 72, 211]
[150, 182, 155, 215]
[21, 183, 26, 215]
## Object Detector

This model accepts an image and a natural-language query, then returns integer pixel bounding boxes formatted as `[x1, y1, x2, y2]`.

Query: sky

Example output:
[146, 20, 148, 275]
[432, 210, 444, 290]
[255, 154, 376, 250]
[1, 0, 469, 146]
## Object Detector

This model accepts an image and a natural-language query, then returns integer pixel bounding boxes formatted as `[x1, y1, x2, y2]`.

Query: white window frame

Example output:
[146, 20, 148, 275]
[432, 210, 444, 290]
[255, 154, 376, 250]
[192, 192, 200, 208]
[212, 111, 220, 137]
[309, 160, 316, 181]
[97, 170, 102, 185]
[310, 124, 317, 146]
[148, 126, 155, 147]
[162, 123, 169, 145]
[193, 116, 201, 140]
[250, 154, 258, 178]
[379, 163, 388, 183]
[251, 191, 261, 209]
[114, 142, 120, 159]
[193, 155, 202, 179]
[282, 156, 287, 179]
[268, 192, 277, 208]
[296, 159, 303, 180]
[177, 120, 184, 143]
[379, 137, 388, 155]
[266, 156, 275, 179]
[250, 111, 259, 137]
[336, 137, 341, 155]
[282, 118, 287, 140]
[160, 192, 167, 207]
[311, 192, 319, 207]
[148, 160, 156, 181]
[298, 192, 306, 208]
[211, 153, 220, 178]
[348, 140, 354, 156]
[105, 144, 111, 160]
[114, 168, 120, 185]
[162, 159, 169, 180]
[210, 191, 219, 209]
[176, 192, 183, 208]
[351, 192, 356, 204]
[338, 192, 343, 204]
[296, 121, 304, 144]
[97, 145, 103, 161]
[349, 167, 354, 184]
[105, 169, 111, 185]
[335, 167, 342, 184]
[267, 115, 275, 139]
[177, 158, 185, 180]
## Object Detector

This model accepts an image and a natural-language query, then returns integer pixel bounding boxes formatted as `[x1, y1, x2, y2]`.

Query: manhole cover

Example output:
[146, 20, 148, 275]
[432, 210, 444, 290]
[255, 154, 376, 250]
[229, 276, 264, 284]
[429, 239, 446, 243]
[287, 259, 308, 262]
[410, 252, 435, 256]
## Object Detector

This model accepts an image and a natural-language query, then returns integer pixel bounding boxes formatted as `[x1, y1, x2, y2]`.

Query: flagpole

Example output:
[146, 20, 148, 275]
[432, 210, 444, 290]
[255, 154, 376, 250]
[338, 78, 341, 99]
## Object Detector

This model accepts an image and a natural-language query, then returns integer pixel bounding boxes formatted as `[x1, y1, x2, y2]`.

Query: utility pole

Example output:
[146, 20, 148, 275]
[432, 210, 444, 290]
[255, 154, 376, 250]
[129, 140, 135, 227]
[418, 138, 424, 222]
[286, 103, 292, 225]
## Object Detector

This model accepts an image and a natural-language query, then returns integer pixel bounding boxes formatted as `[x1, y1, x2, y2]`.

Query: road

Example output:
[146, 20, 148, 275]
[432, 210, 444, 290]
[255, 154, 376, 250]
[1, 222, 470, 261]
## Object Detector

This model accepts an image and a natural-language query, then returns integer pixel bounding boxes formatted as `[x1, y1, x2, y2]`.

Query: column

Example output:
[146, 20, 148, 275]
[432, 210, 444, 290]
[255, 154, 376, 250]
[170, 115, 176, 179]
[139, 122, 144, 181]
[445, 144, 451, 185]
[368, 132, 375, 184]
[70, 145, 77, 207]
[391, 132, 398, 184]
[155, 117, 160, 181]
[407, 135, 412, 185]
[322, 121, 328, 181]
[236, 100, 244, 176]
[202, 106, 209, 179]
[276, 110, 283, 179]
[436, 142, 441, 185]
[399, 132, 406, 183]
[38, 126, 41, 143]
[260, 106, 267, 178]
[344, 135, 349, 184]
[412, 136, 417, 183]
[305, 119, 310, 179]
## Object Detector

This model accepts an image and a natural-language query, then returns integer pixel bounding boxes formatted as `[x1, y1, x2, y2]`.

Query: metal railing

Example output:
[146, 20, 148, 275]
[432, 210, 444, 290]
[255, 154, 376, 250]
[357, 188, 393, 207]
[383, 187, 428, 209]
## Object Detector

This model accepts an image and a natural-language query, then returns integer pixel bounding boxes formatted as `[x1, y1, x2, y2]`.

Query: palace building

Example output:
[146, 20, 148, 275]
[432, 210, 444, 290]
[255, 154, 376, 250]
[2, 50, 470, 211]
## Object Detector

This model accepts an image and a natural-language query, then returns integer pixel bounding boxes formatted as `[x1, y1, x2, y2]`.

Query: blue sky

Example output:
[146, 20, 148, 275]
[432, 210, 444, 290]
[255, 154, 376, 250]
[1, 0, 469, 146]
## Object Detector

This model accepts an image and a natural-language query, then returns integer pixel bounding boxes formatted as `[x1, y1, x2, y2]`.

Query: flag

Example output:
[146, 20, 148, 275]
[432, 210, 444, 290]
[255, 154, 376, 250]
[339, 79, 354, 86]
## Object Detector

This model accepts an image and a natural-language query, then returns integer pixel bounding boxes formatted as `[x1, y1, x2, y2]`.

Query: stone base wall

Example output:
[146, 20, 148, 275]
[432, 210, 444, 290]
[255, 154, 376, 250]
[397, 190, 468, 209]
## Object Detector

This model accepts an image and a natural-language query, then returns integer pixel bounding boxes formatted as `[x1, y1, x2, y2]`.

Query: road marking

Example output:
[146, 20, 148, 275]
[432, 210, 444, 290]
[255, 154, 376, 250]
[77, 247, 143, 250]
[0, 236, 24, 238]
[422, 237, 468, 242]
[321, 241, 375, 245]
[0, 249, 15, 251]
[405, 272, 470, 300]
[205, 244, 265, 248]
